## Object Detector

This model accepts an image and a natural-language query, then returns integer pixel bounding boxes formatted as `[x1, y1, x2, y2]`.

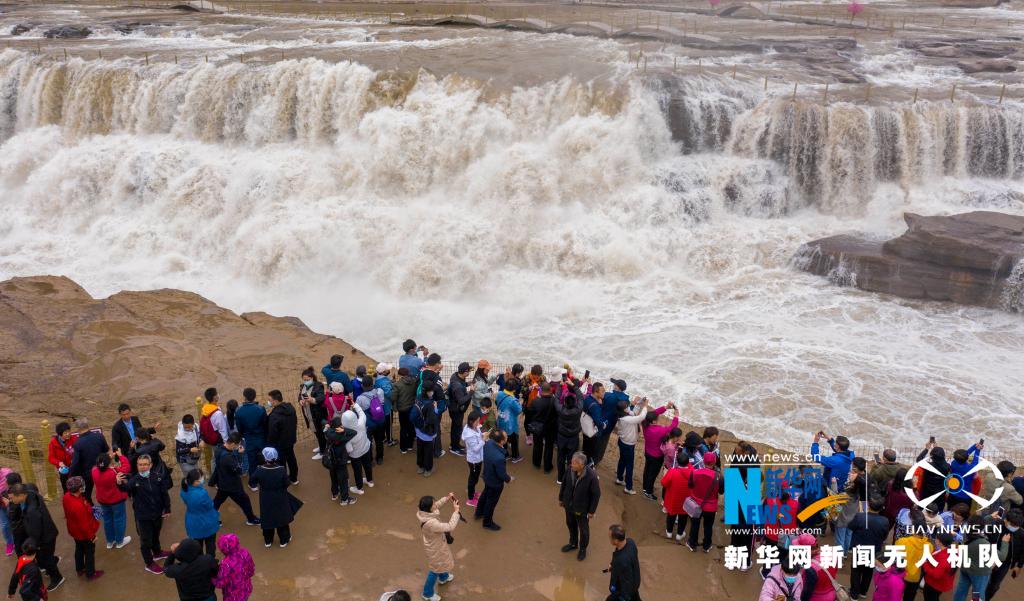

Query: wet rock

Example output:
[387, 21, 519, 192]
[113, 22, 140, 35]
[956, 59, 1016, 74]
[796, 212, 1024, 309]
[10, 24, 32, 36]
[43, 25, 92, 39]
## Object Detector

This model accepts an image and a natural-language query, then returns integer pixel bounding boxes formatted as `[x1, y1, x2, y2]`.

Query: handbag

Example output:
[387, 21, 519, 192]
[819, 561, 852, 601]
[684, 471, 718, 519]
[580, 412, 597, 438]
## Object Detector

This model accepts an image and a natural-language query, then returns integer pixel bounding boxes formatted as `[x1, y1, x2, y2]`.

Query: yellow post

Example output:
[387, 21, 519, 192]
[998, 83, 1006, 104]
[823, 83, 829, 105]
[197, 397, 212, 473]
[912, 88, 919, 103]
[40, 421, 57, 501]
[15, 436, 35, 487]
[764, 75, 769, 91]
[791, 82, 798, 103]
[949, 83, 956, 103]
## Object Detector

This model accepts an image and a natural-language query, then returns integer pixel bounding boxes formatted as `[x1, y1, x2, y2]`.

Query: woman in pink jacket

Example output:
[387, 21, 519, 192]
[760, 561, 805, 601]
[686, 451, 723, 552]
[872, 560, 905, 601]
[640, 402, 680, 500]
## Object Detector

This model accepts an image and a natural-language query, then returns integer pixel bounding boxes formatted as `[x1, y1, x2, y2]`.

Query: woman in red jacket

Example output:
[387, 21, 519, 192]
[62, 476, 103, 581]
[686, 451, 724, 553]
[91, 451, 131, 550]
[47, 422, 75, 493]
[660, 451, 692, 541]
[921, 532, 957, 601]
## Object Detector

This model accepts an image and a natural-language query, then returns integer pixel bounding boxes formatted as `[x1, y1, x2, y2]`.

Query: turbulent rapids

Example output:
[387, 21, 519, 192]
[1, 2, 1023, 453]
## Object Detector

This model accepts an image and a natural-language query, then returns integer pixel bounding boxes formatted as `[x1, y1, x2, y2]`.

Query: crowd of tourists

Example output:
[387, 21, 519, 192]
[2, 338, 1021, 601]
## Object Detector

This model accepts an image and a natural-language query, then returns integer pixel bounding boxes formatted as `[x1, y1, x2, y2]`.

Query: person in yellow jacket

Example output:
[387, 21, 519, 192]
[895, 508, 932, 601]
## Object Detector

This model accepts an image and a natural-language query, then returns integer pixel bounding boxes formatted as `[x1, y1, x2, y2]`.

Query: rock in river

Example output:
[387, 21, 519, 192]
[43, 25, 92, 39]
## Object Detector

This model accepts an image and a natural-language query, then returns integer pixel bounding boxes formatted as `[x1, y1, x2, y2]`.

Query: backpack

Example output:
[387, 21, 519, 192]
[199, 413, 222, 446]
[411, 401, 426, 432]
[368, 391, 385, 423]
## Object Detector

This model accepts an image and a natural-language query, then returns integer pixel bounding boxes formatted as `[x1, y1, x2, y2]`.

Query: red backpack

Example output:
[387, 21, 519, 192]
[199, 413, 222, 445]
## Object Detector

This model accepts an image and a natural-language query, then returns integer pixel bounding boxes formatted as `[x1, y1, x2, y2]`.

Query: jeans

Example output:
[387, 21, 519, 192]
[197, 534, 217, 557]
[834, 526, 853, 552]
[953, 572, 990, 601]
[74, 539, 96, 577]
[0, 506, 12, 545]
[101, 500, 127, 545]
[593, 433, 612, 466]
[136, 517, 163, 565]
[641, 453, 663, 496]
[615, 440, 636, 490]
[423, 571, 450, 598]
[369, 426, 385, 464]
[467, 462, 482, 499]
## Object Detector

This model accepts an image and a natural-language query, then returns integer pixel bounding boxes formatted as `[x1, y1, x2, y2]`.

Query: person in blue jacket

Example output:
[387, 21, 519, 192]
[947, 441, 982, 508]
[321, 355, 353, 395]
[811, 431, 855, 488]
[234, 388, 268, 484]
[179, 469, 220, 557]
[375, 363, 396, 447]
[582, 384, 608, 467]
[496, 383, 524, 463]
[597, 379, 630, 467]
[474, 430, 512, 531]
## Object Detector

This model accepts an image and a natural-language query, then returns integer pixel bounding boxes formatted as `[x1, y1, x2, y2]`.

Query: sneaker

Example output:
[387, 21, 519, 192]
[386, 440, 397, 447]
[483, 523, 501, 531]
[331, 493, 339, 501]
[675, 534, 684, 542]
[48, 577, 65, 591]
[246, 518, 262, 526]
[422, 595, 441, 601]
[686, 542, 696, 552]
[439, 574, 454, 585]
[145, 563, 164, 575]
[577, 549, 586, 562]
[375, 458, 383, 466]
[106, 541, 114, 550]
[87, 570, 105, 581]
[511, 456, 525, 464]
[312, 447, 320, 454]
[116, 536, 133, 549]
[366, 481, 375, 488]
[703, 547, 711, 553]
[556, 480, 563, 485]
[349, 486, 365, 495]
[437, 450, 446, 458]
[280, 540, 290, 548]
[417, 468, 425, 475]
[465, 498, 477, 507]
[624, 488, 637, 495]
[340, 498, 357, 506]
[249, 486, 259, 492]
[449, 448, 465, 457]
[4, 543, 13, 556]
[77, 570, 84, 577]
[642, 491, 657, 501]
[423, 470, 433, 478]
[153, 551, 170, 561]
[614, 479, 625, 486]
[401, 449, 410, 455]
[264, 543, 272, 548]
[289, 480, 299, 486]
[312, 453, 323, 461]
[526, 435, 533, 446]
[665, 531, 673, 539]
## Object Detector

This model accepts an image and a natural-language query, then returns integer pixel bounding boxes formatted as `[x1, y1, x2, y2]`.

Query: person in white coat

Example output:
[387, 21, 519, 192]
[341, 404, 374, 494]
[462, 411, 485, 507]
[614, 398, 649, 494]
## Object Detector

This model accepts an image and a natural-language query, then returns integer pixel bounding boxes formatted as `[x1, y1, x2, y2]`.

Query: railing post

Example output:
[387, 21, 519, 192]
[40, 421, 57, 501]
[16, 435, 35, 487]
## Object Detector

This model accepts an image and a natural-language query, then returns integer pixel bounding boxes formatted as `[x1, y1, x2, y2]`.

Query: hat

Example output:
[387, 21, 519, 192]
[262, 447, 279, 462]
[703, 451, 718, 467]
[795, 533, 817, 547]
[477, 359, 491, 370]
[457, 362, 471, 374]
[329, 381, 344, 393]
[610, 378, 627, 391]
[376, 362, 393, 374]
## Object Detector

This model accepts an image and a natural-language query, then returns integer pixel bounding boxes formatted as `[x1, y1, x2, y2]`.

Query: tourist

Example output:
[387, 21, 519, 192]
[921, 532, 957, 601]
[728, 442, 760, 569]
[529, 381, 559, 473]
[496, 363, 525, 403]
[298, 367, 326, 461]
[803, 534, 839, 601]
[235, 387, 268, 482]
[979, 461, 1022, 508]
[174, 415, 202, 477]
[759, 550, 803, 601]
[496, 380, 524, 463]
[375, 363, 396, 447]
[417, 494, 460, 601]
[870, 449, 905, 495]
[226, 399, 239, 434]
[180, 469, 219, 557]
[213, 533, 254, 601]
[479, 398, 497, 432]
[874, 559, 908, 601]
[395, 367, 418, 453]
[834, 457, 869, 552]
[323, 416, 357, 505]
[6, 484, 63, 591]
[849, 496, 890, 600]
[882, 468, 913, 532]
[640, 402, 680, 501]
[559, 451, 601, 561]
[355, 375, 387, 464]
[380, 592, 411, 601]
[606, 524, 641, 601]
[522, 365, 546, 446]
[462, 411, 485, 507]
[763, 491, 799, 559]
[475, 429, 511, 531]
[661, 451, 692, 543]
[252, 447, 301, 548]
[92, 451, 131, 550]
[413, 383, 440, 477]
[266, 389, 299, 485]
[471, 360, 497, 410]
[659, 429, 683, 471]
[699, 427, 720, 458]
[447, 362, 473, 456]
[950, 516, 998, 601]
[686, 452, 723, 553]
[322, 354, 353, 394]
[944, 442, 983, 509]
[555, 388, 583, 485]
[125, 454, 171, 575]
[46, 422, 74, 493]
[200, 388, 230, 452]
[811, 431, 856, 493]
[581, 383, 607, 466]
[399, 340, 426, 376]
[324, 381, 350, 423]
[679, 431, 706, 470]
[61, 476, 102, 581]
[986, 508, 1023, 599]
[7, 538, 45, 601]
[342, 403, 375, 495]
[212, 433, 260, 526]
[69, 417, 109, 501]
[0, 467, 15, 557]
[614, 397, 649, 495]
[130, 428, 169, 479]
[111, 403, 154, 455]
[163, 538, 219, 601]
[914, 442, 950, 509]
[596, 379, 629, 467]
[895, 509, 931, 601]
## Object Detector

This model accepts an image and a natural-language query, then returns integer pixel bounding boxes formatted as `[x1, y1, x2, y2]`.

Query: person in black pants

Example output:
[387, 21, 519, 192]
[394, 368, 418, 453]
[163, 538, 218, 601]
[414, 388, 440, 476]
[556, 391, 583, 484]
[447, 363, 473, 455]
[530, 383, 559, 473]
[849, 495, 891, 600]
[267, 390, 299, 484]
[69, 417, 109, 502]
[475, 430, 511, 531]
[126, 455, 172, 574]
[686, 452, 723, 553]
[607, 524, 642, 601]
[211, 434, 260, 525]
[7, 485, 64, 591]
[252, 448, 301, 547]
[559, 451, 601, 561]
[324, 417, 357, 505]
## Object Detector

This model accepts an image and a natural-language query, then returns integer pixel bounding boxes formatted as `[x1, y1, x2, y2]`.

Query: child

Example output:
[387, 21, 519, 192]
[480, 398, 497, 433]
[7, 538, 44, 601]
[175, 415, 202, 476]
[213, 533, 255, 601]
[873, 560, 905, 601]
[462, 411, 485, 507]
[180, 469, 221, 557]
[62, 476, 103, 581]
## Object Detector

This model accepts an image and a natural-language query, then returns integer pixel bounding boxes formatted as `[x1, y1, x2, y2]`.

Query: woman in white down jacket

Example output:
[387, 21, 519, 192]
[341, 404, 374, 494]
[613, 397, 649, 495]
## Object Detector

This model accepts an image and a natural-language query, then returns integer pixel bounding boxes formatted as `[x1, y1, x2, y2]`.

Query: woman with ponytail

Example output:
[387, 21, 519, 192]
[180, 468, 220, 557]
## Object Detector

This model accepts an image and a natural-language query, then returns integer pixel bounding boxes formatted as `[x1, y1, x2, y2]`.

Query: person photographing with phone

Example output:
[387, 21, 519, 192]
[417, 493, 461, 601]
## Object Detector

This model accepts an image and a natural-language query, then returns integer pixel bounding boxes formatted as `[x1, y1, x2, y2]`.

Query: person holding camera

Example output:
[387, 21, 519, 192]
[417, 493, 461, 601]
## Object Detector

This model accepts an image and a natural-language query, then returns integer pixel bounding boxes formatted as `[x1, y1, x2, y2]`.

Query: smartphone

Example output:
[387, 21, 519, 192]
[873, 453, 882, 464]
[979, 438, 984, 446]
[584, 370, 590, 380]
[929, 436, 936, 444]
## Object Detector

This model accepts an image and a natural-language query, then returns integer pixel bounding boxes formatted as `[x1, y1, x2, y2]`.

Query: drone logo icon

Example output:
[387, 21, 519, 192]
[904, 457, 1005, 510]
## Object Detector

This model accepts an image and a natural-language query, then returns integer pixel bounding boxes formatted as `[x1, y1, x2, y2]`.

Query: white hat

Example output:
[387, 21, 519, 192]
[329, 381, 344, 393]
[376, 362, 393, 374]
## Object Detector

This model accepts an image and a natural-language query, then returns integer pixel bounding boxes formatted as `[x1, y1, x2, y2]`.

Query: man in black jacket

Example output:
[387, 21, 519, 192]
[475, 430, 511, 531]
[987, 508, 1024, 599]
[606, 524, 641, 601]
[447, 362, 473, 456]
[267, 389, 299, 485]
[556, 392, 583, 485]
[531, 382, 560, 474]
[164, 538, 219, 601]
[69, 417, 108, 501]
[212, 433, 260, 525]
[559, 451, 601, 561]
[111, 403, 157, 455]
[7, 485, 64, 591]
[125, 455, 172, 574]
